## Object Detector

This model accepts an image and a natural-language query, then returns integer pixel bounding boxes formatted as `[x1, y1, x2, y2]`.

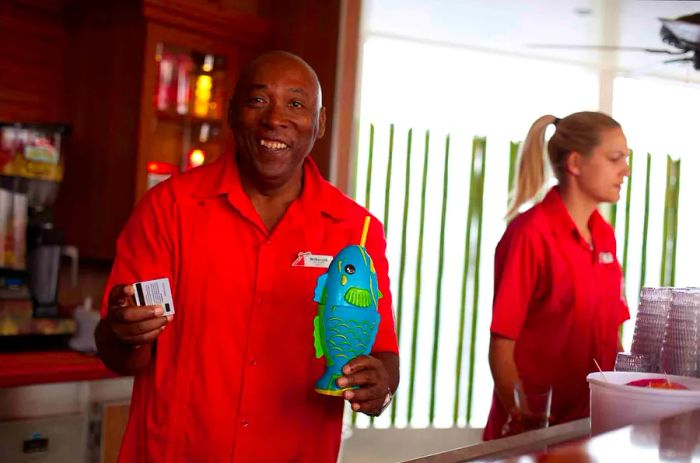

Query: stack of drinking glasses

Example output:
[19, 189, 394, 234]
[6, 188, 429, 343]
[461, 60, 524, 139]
[625, 287, 674, 373]
[614, 352, 653, 372]
[659, 290, 700, 377]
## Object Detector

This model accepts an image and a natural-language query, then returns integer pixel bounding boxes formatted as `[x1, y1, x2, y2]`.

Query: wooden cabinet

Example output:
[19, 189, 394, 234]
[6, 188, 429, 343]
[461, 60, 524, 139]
[0, 1, 66, 123]
[54, 1, 271, 260]
[7, 0, 348, 262]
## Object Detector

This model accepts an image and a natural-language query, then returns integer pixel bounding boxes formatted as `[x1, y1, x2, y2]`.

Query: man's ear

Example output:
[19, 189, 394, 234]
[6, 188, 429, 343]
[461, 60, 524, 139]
[317, 106, 327, 140]
[566, 151, 583, 176]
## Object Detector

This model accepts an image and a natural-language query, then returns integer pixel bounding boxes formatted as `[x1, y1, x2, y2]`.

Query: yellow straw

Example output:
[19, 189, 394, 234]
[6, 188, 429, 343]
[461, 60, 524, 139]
[360, 216, 371, 247]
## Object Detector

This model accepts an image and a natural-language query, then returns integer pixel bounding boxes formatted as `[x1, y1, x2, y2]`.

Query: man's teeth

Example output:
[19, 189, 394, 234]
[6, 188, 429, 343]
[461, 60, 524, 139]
[259, 140, 288, 150]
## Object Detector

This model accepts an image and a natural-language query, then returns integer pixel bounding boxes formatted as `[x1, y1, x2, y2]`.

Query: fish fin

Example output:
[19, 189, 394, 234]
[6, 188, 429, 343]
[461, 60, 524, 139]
[313, 273, 328, 303]
[344, 287, 371, 308]
[313, 315, 325, 358]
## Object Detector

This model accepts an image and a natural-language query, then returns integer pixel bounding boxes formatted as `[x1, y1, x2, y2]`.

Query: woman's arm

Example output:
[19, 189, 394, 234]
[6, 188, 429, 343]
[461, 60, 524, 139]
[489, 333, 520, 414]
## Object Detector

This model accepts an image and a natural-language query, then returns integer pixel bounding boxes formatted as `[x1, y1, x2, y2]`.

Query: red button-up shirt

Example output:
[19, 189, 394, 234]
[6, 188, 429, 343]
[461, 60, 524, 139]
[483, 187, 628, 440]
[101, 155, 399, 462]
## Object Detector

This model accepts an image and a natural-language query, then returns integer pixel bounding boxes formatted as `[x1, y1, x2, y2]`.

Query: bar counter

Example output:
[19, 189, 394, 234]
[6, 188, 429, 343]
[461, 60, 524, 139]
[407, 408, 700, 462]
[0, 350, 118, 387]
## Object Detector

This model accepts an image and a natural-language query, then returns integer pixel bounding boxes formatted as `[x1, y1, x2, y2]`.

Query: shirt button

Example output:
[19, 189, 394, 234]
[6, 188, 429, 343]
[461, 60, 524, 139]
[250, 358, 257, 366]
[241, 419, 249, 428]
[258, 298, 266, 305]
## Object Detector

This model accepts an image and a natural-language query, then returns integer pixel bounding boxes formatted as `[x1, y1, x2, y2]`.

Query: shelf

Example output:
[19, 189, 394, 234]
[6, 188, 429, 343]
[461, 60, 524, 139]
[155, 109, 223, 126]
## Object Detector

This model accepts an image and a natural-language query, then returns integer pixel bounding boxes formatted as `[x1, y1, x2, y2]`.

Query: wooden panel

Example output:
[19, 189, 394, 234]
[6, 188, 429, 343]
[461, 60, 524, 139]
[101, 402, 130, 463]
[142, 0, 270, 44]
[53, 4, 145, 260]
[261, 0, 342, 179]
[0, 1, 66, 122]
[331, 0, 362, 192]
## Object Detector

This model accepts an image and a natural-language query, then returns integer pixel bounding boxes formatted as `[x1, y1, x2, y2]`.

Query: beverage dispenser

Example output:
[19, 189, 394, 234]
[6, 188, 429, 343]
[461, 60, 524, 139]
[0, 122, 75, 319]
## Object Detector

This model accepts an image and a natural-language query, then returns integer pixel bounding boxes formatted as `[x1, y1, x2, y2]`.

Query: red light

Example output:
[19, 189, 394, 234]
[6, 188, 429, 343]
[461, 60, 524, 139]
[146, 161, 178, 175]
[187, 149, 206, 169]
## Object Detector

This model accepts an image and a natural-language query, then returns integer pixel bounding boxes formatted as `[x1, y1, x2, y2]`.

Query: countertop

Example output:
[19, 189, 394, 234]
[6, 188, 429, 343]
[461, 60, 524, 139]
[0, 350, 120, 387]
[406, 408, 700, 462]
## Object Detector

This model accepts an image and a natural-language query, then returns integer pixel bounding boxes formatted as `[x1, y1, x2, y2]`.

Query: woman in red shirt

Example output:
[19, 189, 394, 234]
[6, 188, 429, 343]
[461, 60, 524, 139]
[483, 111, 631, 440]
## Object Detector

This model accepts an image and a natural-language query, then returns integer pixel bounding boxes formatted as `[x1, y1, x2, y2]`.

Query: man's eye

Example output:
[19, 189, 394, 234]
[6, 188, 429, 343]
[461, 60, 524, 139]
[290, 100, 304, 108]
[249, 96, 266, 104]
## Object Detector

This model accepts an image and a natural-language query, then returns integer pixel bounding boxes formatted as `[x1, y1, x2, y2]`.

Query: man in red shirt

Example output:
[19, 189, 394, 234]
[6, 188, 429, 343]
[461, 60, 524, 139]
[95, 51, 399, 462]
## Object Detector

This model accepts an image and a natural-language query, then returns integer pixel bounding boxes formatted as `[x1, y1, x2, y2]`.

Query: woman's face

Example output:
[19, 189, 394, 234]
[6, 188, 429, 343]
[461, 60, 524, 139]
[571, 127, 630, 203]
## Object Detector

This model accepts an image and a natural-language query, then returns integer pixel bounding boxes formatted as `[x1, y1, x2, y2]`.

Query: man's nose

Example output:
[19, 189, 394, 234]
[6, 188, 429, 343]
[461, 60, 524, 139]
[262, 102, 288, 128]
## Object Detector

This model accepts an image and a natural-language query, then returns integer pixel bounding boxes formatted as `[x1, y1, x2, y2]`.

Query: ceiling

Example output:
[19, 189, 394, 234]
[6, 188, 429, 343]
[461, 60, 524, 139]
[364, 0, 700, 83]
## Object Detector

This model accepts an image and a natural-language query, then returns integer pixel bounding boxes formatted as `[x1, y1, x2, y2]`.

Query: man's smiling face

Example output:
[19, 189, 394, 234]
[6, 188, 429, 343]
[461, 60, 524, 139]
[230, 52, 326, 192]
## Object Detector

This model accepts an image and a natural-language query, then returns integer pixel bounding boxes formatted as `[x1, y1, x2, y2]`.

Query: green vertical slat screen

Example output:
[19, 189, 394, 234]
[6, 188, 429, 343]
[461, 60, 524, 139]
[670, 160, 681, 285]
[639, 153, 652, 290]
[383, 124, 395, 232]
[354, 123, 377, 427]
[621, 150, 634, 276]
[429, 135, 450, 424]
[660, 156, 681, 286]
[369, 124, 396, 427]
[391, 128, 413, 425]
[452, 139, 476, 424]
[351, 126, 679, 429]
[507, 141, 519, 198]
[406, 130, 430, 424]
[660, 156, 671, 285]
[452, 136, 487, 425]
[465, 137, 487, 424]
[364, 124, 375, 210]
[618, 149, 634, 340]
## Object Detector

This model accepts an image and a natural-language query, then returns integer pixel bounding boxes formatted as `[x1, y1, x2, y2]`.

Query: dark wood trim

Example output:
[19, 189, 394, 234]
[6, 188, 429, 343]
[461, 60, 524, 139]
[330, 0, 361, 193]
[142, 0, 270, 45]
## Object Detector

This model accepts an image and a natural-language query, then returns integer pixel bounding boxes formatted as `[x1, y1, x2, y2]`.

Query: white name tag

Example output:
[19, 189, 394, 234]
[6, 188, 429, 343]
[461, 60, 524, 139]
[291, 252, 333, 268]
[133, 278, 175, 316]
[598, 252, 614, 264]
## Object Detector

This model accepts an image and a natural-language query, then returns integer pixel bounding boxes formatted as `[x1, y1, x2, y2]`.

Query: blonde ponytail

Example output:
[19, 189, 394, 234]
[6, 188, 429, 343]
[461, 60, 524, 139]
[506, 115, 557, 221]
[505, 111, 621, 221]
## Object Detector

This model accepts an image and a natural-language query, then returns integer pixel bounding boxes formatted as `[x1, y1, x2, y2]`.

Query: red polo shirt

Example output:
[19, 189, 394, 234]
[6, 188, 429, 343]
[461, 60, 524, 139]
[483, 187, 628, 440]
[101, 154, 399, 462]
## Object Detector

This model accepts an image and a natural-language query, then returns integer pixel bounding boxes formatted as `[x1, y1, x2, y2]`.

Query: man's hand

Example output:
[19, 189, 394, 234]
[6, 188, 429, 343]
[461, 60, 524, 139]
[105, 284, 172, 346]
[336, 355, 391, 416]
[95, 284, 172, 375]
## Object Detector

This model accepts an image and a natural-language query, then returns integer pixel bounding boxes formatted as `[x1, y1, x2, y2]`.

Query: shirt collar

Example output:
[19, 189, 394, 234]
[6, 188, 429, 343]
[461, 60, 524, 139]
[541, 186, 607, 246]
[190, 153, 351, 222]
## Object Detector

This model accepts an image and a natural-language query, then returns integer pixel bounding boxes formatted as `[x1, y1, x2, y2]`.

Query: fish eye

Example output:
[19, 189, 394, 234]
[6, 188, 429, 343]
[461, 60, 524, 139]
[344, 264, 355, 275]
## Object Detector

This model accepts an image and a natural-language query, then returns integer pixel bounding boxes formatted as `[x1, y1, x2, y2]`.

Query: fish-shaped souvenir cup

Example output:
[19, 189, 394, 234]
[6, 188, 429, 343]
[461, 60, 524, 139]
[312, 219, 382, 396]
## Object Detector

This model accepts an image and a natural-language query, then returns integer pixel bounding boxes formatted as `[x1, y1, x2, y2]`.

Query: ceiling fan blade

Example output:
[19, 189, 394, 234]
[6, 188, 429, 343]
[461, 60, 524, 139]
[663, 57, 693, 65]
[660, 14, 700, 47]
[527, 44, 688, 54]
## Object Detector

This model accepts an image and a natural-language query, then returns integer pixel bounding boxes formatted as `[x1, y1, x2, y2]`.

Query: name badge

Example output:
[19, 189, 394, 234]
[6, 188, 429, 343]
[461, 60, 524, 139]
[598, 252, 614, 264]
[292, 252, 333, 268]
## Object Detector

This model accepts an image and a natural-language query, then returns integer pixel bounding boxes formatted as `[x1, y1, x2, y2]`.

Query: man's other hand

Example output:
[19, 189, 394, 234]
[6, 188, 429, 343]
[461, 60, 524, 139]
[337, 355, 391, 416]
